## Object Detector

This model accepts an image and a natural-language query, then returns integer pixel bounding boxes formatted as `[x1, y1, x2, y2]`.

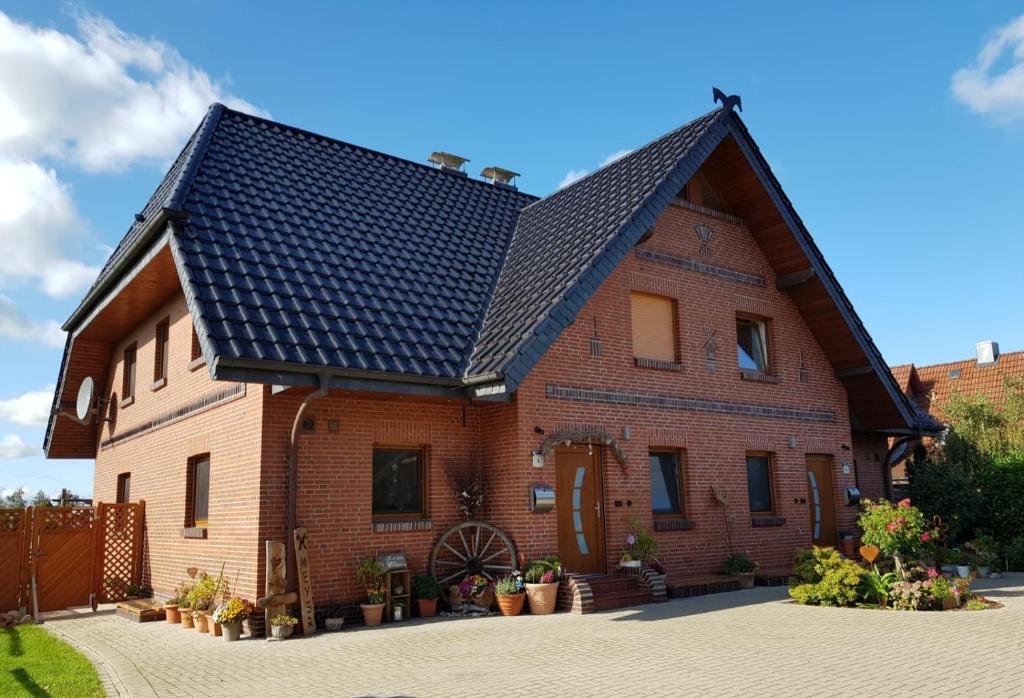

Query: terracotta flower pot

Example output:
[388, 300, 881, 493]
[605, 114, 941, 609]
[735, 574, 756, 589]
[209, 617, 222, 637]
[360, 603, 385, 627]
[942, 596, 959, 611]
[180, 611, 194, 629]
[164, 604, 181, 624]
[270, 623, 294, 639]
[417, 598, 438, 617]
[496, 592, 525, 616]
[221, 621, 243, 641]
[193, 612, 209, 633]
[524, 582, 559, 615]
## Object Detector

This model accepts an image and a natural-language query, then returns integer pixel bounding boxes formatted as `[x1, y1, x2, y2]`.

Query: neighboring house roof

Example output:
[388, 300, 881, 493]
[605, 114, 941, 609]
[894, 349, 1024, 421]
[47, 97, 939, 457]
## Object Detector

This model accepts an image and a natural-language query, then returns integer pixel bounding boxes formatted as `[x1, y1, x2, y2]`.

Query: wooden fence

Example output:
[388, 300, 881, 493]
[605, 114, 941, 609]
[1, 501, 145, 614]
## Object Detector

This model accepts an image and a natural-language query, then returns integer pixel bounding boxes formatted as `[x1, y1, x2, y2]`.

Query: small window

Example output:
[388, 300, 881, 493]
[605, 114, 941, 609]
[372, 447, 425, 517]
[631, 293, 677, 362]
[122, 343, 137, 400]
[650, 450, 685, 517]
[154, 318, 170, 383]
[116, 473, 131, 504]
[736, 317, 768, 372]
[187, 456, 210, 528]
[746, 453, 774, 514]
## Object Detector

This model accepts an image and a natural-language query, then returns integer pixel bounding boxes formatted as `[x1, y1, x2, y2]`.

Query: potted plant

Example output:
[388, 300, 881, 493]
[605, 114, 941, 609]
[930, 574, 959, 610]
[947, 549, 971, 579]
[213, 598, 252, 641]
[192, 608, 210, 633]
[620, 523, 658, 569]
[412, 575, 442, 617]
[164, 595, 182, 624]
[355, 556, 387, 627]
[179, 596, 194, 629]
[724, 552, 759, 588]
[270, 614, 298, 639]
[523, 557, 561, 615]
[125, 583, 151, 600]
[839, 532, 858, 559]
[494, 574, 525, 616]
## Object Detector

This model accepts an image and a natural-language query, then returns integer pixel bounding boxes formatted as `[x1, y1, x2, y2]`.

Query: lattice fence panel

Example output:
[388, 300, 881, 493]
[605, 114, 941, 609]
[99, 504, 142, 602]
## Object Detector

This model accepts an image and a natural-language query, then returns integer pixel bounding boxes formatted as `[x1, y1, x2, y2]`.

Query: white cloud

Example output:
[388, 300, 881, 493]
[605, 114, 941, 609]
[952, 14, 1024, 120]
[0, 10, 266, 300]
[557, 149, 635, 190]
[0, 485, 30, 498]
[0, 386, 55, 427]
[0, 434, 37, 458]
[0, 295, 64, 347]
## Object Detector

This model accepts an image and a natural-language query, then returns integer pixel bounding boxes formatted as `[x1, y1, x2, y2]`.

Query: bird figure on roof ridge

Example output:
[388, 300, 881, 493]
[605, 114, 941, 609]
[712, 87, 742, 113]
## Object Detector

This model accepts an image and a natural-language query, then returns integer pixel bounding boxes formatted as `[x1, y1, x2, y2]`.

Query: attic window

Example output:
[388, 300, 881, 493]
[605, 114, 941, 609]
[948, 368, 961, 380]
[678, 171, 733, 215]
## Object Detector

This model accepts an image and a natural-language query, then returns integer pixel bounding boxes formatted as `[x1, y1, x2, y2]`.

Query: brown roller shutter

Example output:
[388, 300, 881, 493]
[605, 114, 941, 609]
[631, 293, 676, 361]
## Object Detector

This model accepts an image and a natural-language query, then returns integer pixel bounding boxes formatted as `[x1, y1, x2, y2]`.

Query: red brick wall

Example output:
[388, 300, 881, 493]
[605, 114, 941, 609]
[853, 434, 892, 503]
[499, 202, 861, 576]
[93, 292, 265, 601]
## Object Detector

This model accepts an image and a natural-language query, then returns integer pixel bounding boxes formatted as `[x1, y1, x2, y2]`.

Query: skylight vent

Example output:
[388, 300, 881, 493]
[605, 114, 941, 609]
[948, 368, 961, 380]
[428, 151, 469, 176]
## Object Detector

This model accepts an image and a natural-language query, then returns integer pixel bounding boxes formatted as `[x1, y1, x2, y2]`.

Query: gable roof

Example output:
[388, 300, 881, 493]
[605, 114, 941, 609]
[893, 349, 1024, 421]
[49, 98, 939, 458]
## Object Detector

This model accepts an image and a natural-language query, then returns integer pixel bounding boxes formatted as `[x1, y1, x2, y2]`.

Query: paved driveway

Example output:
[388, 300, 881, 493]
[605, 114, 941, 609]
[44, 574, 1024, 698]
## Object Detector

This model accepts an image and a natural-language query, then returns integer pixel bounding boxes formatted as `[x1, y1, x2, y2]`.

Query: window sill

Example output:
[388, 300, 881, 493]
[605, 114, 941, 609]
[189, 357, 207, 372]
[180, 526, 208, 539]
[151, 377, 167, 392]
[653, 518, 696, 531]
[372, 519, 432, 533]
[119, 396, 134, 409]
[739, 370, 780, 384]
[751, 516, 786, 527]
[635, 357, 685, 373]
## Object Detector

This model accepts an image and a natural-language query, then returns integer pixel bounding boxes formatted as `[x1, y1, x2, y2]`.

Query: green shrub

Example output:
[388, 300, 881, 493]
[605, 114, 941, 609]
[1006, 536, 1024, 571]
[858, 498, 937, 560]
[412, 574, 442, 600]
[787, 547, 866, 607]
[792, 548, 820, 584]
[723, 552, 758, 575]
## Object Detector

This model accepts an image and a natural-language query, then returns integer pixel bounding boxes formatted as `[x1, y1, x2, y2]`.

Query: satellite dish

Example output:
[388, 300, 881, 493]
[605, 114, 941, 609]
[76, 377, 95, 423]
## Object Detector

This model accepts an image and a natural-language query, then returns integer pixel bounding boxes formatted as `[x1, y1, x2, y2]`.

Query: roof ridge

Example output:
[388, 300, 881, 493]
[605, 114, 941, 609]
[216, 103, 540, 204]
[165, 103, 226, 211]
[520, 106, 725, 210]
[912, 348, 1024, 371]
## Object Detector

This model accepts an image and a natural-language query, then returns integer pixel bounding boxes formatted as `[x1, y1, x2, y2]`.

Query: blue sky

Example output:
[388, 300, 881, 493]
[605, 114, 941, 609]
[1, 1, 1022, 498]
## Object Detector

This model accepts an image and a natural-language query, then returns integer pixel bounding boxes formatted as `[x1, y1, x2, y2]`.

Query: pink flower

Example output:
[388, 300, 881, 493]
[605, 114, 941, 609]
[921, 532, 931, 542]
[886, 522, 898, 531]
[626, 534, 637, 546]
[927, 567, 938, 578]
[897, 498, 911, 509]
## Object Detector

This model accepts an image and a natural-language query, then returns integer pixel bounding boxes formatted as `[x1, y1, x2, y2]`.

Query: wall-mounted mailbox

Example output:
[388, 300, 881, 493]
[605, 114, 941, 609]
[846, 487, 861, 506]
[531, 484, 555, 513]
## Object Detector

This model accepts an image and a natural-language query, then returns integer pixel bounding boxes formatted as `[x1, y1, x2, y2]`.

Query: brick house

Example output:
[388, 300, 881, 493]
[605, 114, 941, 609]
[45, 95, 939, 616]
[889, 341, 1023, 485]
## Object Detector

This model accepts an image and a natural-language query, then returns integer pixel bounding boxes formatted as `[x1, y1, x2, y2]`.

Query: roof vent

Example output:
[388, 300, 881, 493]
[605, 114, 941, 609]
[428, 151, 469, 176]
[480, 166, 520, 189]
[976, 340, 999, 366]
[948, 368, 962, 380]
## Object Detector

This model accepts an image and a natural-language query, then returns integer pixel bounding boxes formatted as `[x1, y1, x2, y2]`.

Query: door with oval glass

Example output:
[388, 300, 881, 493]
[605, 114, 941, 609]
[555, 447, 606, 574]
[805, 454, 837, 547]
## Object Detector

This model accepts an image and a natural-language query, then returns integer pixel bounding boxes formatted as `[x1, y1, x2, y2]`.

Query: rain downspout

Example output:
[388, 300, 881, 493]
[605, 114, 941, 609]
[287, 374, 329, 590]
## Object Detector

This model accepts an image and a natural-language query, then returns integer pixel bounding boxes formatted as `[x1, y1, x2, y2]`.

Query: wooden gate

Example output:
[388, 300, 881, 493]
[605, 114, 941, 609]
[4, 501, 145, 614]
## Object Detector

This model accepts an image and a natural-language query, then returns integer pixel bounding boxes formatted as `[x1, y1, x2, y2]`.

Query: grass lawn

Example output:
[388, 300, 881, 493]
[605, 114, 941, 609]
[1, 624, 103, 697]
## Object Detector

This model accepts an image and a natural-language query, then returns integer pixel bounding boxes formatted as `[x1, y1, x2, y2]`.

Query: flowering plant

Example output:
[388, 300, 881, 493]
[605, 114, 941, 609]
[366, 583, 387, 605]
[494, 573, 524, 597]
[213, 597, 253, 624]
[858, 498, 939, 561]
[524, 557, 562, 584]
[270, 614, 298, 627]
[624, 522, 658, 562]
[458, 574, 491, 601]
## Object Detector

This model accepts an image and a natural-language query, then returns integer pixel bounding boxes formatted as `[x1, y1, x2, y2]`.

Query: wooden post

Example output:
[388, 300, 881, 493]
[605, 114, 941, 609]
[293, 527, 315, 635]
[262, 541, 287, 638]
[133, 500, 146, 589]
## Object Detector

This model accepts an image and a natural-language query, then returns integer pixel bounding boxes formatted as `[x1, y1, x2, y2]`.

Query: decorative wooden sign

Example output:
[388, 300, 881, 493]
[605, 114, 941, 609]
[293, 527, 315, 635]
[859, 545, 880, 564]
[259, 540, 287, 639]
[378, 551, 407, 572]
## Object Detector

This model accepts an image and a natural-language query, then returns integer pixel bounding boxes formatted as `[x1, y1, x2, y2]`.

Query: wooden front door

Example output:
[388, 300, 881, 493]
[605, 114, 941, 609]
[555, 447, 606, 574]
[806, 455, 837, 547]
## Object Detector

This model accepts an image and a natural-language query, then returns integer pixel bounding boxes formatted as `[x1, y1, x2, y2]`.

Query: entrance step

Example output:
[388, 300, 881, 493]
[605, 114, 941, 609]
[558, 573, 654, 614]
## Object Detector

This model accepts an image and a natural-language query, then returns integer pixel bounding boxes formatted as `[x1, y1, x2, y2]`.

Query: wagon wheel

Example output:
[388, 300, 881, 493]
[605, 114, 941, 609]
[429, 521, 517, 587]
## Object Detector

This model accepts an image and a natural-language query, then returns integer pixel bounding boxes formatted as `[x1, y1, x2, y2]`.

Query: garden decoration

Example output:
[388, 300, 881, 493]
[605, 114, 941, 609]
[293, 527, 315, 635]
[444, 460, 487, 520]
[430, 521, 517, 588]
[859, 545, 880, 564]
[270, 614, 298, 639]
[256, 541, 297, 639]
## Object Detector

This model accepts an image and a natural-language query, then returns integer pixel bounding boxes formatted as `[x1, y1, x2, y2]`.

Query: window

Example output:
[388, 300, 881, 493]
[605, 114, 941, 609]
[650, 450, 685, 517]
[154, 317, 170, 384]
[746, 453, 774, 514]
[116, 473, 131, 504]
[736, 317, 768, 372]
[122, 343, 137, 401]
[372, 447, 425, 517]
[187, 456, 210, 528]
[631, 293, 677, 362]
